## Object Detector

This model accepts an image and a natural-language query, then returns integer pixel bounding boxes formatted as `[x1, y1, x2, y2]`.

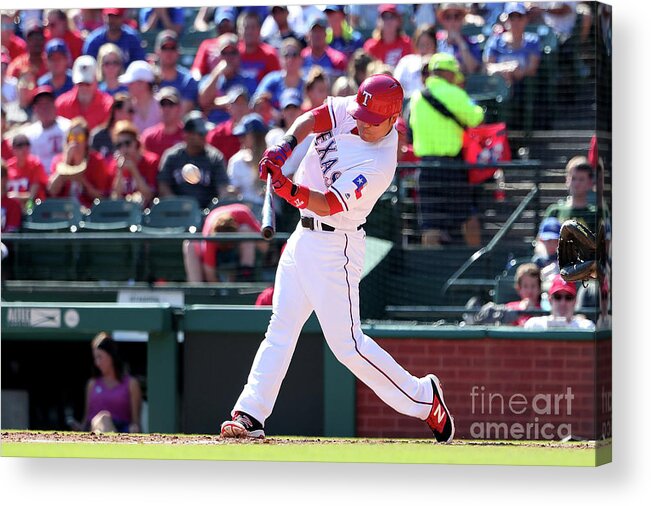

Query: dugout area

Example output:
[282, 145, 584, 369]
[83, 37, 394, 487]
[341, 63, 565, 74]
[1, 302, 611, 466]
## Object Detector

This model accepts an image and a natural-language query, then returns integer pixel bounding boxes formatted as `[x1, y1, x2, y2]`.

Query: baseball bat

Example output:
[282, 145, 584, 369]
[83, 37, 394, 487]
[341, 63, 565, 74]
[261, 174, 276, 240]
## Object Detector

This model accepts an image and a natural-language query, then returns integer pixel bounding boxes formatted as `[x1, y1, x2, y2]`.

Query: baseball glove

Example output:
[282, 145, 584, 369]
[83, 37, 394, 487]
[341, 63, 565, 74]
[557, 219, 597, 282]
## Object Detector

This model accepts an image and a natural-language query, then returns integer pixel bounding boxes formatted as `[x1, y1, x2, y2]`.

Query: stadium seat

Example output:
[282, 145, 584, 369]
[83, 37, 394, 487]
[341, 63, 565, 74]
[22, 197, 83, 232]
[17, 198, 83, 280]
[141, 197, 204, 282]
[80, 198, 142, 231]
[492, 256, 531, 304]
[77, 199, 143, 281]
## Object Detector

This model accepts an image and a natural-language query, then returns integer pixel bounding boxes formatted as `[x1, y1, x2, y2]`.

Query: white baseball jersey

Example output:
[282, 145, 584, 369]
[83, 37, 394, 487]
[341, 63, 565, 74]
[22, 117, 70, 175]
[294, 95, 398, 231]
[231, 94, 439, 430]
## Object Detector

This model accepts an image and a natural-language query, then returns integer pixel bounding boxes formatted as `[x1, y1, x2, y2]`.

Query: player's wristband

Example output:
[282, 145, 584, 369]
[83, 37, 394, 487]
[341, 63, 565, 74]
[282, 134, 298, 151]
[275, 181, 310, 209]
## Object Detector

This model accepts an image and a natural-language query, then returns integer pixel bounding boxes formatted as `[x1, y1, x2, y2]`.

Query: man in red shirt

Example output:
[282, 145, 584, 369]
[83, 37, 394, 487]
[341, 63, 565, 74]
[206, 86, 251, 164]
[7, 19, 48, 81]
[6, 133, 49, 204]
[55, 55, 113, 131]
[1, 13, 27, 60]
[236, 11, 281, 84]
[141, 87, 184, 158]
[363, 4, 414, 68]
[183, 202, 268, 282]
[44, 9, 84, 60]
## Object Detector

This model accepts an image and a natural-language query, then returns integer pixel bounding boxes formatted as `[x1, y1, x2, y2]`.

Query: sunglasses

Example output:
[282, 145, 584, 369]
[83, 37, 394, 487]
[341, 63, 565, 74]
[160, 45, 178, 52]
[115, 139, 134, 149]
[13, 141, 30, 148]
[282, 51, 300, 58]
[67, 132, 87, 144]
[552, 293, 575, 302]
[509, 13, 525, 19]
[381, 13, 398, 21]
[103, 60, 121, 66]
[160, 100, 178, 107]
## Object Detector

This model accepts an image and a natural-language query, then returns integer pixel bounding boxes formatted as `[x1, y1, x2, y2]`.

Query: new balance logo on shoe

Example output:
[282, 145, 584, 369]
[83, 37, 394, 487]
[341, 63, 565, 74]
[426, 374, 455, 443]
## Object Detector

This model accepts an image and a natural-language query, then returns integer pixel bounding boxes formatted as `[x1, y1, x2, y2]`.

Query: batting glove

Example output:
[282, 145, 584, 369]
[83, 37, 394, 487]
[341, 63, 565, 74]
[259, 135, 297, 179]
[259, 158, 309, 209]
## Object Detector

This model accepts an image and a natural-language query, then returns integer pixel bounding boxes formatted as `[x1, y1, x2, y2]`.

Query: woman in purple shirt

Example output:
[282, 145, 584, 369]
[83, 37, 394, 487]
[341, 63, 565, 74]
[70, 332, 142, 433]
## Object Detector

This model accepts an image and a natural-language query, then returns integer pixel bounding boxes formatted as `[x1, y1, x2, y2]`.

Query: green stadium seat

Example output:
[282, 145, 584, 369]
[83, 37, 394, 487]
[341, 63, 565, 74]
[141, 197, 203, 282]
[77, 199, 143, 281]
[17, 198, 83, 280]
[80, 198, 142, 231]
[22, 197, 83, 232]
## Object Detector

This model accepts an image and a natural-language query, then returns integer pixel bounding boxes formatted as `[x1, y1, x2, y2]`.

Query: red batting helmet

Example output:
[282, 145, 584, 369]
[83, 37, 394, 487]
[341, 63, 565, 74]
[348, 74, 404, 124]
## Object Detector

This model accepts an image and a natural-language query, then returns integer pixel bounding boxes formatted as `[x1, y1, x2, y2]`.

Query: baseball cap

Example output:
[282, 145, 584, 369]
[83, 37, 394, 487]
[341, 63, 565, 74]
[155, 86, 180, 104]
[215, 7, 237, 25]
[103, 8, 127, 17]
[323, 5, 346, 13]
[155, 30, 178, 51]
[538, 217, 561, 241]
[232, 113, 268, 136]
[31, 85, 55, 105]
[378, 4, 400, 17]
[504, 2, 527, 16]
[548, 274, 577, 297]
[429, 53, 461, 74]
[308, 14, 328, 30]
[214, 85, 249, 107]
[119, 60, 155, 84]
[45, 38, 70, 58]
[183, 110, 213, 135]
[438, 3, 468, 13]
[72, 55, 98, 84]
[279, 88, 302, 109]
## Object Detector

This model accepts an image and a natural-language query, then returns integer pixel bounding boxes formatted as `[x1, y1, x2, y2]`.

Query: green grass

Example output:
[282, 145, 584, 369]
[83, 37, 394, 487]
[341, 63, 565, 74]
[1, 433, 610, 467]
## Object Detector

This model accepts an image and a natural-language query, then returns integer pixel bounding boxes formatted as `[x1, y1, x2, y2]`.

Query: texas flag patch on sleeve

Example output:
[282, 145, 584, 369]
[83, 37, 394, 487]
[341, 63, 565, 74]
[353, 174, 368, 199]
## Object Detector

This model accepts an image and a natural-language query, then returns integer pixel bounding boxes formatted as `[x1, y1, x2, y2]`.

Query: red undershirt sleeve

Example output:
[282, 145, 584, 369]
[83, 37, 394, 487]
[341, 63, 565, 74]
[311, 102, 334, 133]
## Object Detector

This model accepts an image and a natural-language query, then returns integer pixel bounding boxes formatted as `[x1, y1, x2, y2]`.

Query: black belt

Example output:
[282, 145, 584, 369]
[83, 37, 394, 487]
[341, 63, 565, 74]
[301, 216, 362, 232]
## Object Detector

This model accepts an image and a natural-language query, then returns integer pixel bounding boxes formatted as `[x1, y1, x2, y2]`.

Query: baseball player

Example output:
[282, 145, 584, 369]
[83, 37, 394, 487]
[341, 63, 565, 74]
[221, 74, 454, 442]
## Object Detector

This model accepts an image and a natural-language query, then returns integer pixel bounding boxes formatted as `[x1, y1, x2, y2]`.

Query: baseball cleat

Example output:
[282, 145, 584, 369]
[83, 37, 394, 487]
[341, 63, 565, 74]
[220, 411, 265, 439]
[425, 374, 455, 443]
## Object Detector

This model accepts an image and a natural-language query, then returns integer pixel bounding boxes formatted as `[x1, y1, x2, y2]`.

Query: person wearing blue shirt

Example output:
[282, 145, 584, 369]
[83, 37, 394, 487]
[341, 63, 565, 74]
[139, 8, 186, 35]
[83, 9, 146, 66]
[254, 38, 305, 111]
[323, 5, 364, 59]
[197, 34, 258, 126]
[37, 39, 74, 98]
[154, 30, 199, 115]
[483, 2, 542, 128]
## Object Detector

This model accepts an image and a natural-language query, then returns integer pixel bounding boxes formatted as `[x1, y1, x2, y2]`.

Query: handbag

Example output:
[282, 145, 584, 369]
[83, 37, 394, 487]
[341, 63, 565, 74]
[420, 88, 512, 185]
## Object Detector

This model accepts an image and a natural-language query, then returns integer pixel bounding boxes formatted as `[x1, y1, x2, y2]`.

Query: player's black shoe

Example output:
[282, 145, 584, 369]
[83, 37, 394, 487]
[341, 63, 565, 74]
[425, 374, 455, 443]
[220, 411, 265, 439]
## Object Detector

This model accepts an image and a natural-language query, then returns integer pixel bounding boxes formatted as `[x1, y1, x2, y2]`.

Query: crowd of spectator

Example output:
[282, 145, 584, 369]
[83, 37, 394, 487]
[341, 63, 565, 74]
[1, 3, 604, 283]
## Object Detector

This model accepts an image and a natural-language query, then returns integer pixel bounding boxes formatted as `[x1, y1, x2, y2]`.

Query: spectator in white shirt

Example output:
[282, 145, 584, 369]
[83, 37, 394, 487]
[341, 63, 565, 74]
[524, 274, 595, 330]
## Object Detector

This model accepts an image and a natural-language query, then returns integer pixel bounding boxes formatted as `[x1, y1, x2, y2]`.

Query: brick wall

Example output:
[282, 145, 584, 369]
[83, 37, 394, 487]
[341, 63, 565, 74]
[356, 338, 612, 440]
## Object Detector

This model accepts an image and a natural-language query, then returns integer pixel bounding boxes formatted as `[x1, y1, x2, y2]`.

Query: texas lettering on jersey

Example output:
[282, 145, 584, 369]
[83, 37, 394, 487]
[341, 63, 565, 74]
[314, 130, 340, 187]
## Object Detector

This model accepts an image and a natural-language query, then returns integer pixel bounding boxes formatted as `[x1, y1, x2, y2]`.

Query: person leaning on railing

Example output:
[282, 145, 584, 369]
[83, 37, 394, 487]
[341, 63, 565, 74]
[408, 52, 484, 247]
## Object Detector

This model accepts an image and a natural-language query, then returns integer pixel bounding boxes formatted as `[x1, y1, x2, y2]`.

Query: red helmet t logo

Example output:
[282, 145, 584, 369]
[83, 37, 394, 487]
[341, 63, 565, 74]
[362, 90, 373, 106]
